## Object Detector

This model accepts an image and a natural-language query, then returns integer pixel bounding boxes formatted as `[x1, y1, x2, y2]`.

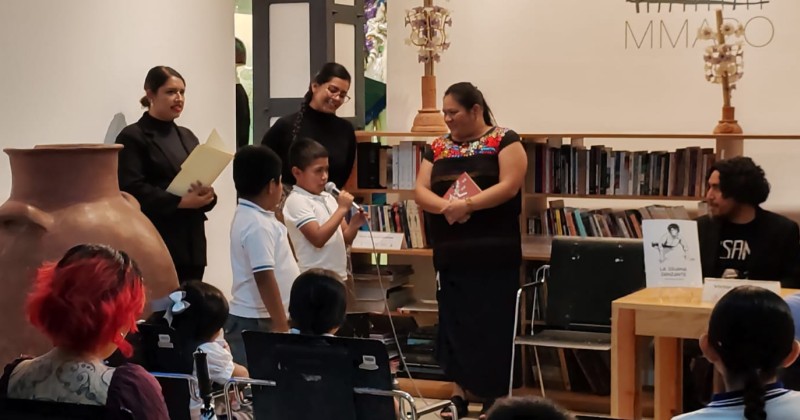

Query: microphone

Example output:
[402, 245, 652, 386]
[324, 182, 363, 212]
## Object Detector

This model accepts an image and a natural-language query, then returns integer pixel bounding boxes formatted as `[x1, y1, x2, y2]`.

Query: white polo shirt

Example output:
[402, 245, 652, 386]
[282, 185, 348, 280]
[229, 199, 299, 319]
[673, 385, 800, 420]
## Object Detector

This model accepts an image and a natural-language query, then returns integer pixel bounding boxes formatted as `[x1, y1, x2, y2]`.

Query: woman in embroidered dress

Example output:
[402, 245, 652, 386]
[415, 82, 527, 419]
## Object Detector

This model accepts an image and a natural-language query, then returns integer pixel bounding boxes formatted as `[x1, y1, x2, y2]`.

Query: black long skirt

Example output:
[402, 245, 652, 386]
[436, 266, 519, 399]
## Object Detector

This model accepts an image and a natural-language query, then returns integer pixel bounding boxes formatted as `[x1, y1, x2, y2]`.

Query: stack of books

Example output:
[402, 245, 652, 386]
[351, 265, 414, 313]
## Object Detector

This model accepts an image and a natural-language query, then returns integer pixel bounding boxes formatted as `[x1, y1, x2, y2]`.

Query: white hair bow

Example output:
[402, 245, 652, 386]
[163, 291, 191, 327]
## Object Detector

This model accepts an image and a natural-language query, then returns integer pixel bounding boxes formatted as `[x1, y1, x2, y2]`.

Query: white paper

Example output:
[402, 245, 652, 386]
[167, 129, 233, 196]
[352, 231, 405, 250]
[702, 278, 781, 304]
[642, 219, 703, 288]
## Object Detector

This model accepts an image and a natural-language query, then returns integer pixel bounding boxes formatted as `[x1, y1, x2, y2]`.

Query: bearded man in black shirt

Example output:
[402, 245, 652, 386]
[684, 156, 800, 411]
[697, 156, 800, 288]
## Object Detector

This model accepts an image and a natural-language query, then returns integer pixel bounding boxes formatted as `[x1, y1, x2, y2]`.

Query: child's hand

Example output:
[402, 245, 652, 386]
[351, 209, 369, 227]
[272, 320, 290, 333]
[337, 190, 355, 210]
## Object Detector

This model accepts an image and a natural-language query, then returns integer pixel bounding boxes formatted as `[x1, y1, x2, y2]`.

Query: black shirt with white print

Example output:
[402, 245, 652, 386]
[714, 216, 756, 279]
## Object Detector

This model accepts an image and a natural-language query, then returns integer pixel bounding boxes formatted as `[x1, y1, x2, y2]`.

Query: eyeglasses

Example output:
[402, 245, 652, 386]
[326, 85, 351, 103]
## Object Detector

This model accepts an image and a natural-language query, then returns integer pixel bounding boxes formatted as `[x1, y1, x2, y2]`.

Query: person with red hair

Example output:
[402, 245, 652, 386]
[0, 244, 168, 419]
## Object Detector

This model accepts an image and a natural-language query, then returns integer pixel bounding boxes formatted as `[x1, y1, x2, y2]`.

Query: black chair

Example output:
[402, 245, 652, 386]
[0, 397, 132, 419]
[509, 237, 646, 397]
[224, 331, 454, 420]
[134, 322, 223, 419]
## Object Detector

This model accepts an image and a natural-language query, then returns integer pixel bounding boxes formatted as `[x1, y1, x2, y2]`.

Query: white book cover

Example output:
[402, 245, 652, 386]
[642, 219, 703, 288]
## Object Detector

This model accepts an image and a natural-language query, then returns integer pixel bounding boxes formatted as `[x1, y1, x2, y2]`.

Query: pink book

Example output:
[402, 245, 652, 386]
[444, 172, 482, 201]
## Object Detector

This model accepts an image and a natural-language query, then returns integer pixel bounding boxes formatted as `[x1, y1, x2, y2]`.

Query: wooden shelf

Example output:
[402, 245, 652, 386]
[352, 236, 552, 261]
[351, 247, 433, 257]
[355, 131, 444, 138]
[354, 190, 702, 201]
[525, 193, 703, 201]
[356, 131, 800, 141]
[522, 236, 552, 261]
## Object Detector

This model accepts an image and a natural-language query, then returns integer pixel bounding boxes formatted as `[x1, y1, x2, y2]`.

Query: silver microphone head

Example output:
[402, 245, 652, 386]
[324, 182, 338, 195]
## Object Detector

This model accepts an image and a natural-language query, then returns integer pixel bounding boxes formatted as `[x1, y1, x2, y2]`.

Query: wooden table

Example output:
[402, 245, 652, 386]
[610, 287, 799, 420]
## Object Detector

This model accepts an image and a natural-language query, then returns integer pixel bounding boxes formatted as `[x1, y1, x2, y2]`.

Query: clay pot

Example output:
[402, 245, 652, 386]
[0, 144, 179, 362]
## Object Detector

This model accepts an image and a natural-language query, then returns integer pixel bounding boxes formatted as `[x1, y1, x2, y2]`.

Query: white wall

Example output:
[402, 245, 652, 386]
[0, 0, 237, 296]
[387, 0, 800, 212]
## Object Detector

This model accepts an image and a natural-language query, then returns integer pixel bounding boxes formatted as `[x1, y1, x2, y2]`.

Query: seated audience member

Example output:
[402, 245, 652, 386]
[288, 269, 347, 336]
[485, 396, 574, 420]
[783, 293, 800, 390]
[699, 156, 800, 288]
[0, 244, 169, 419]
[674, 286, 800, 419]
[288, 269, 406, 417]
[147, 281, 249, 417]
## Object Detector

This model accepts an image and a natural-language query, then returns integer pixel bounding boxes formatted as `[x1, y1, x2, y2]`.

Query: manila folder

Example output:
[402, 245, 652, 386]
[166, 129, 233, 196]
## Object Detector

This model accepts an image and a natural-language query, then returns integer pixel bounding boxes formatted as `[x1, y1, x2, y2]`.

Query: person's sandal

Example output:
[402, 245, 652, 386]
[478, 398, 496, 420]
[440, 395, 468, 419]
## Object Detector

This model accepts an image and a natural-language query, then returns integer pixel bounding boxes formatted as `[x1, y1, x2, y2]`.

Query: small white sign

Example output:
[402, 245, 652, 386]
[642, 219, 703, 288]
[701, 278, 782, 304]
[352, 231, 405, 250]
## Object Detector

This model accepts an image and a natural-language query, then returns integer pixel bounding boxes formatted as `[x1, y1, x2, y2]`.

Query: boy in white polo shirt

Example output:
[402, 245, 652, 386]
[225, 145, 299, 366]
[282, 138, 367, 282]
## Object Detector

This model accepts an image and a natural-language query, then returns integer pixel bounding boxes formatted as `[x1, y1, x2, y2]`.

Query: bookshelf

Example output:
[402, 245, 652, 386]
[348, 130, 751, 250]
[347, 130, 773, 400]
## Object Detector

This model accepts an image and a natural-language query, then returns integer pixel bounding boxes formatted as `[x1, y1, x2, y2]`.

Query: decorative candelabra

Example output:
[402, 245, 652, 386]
[405, 0, 451, 133]
[699, 9, 745, 134]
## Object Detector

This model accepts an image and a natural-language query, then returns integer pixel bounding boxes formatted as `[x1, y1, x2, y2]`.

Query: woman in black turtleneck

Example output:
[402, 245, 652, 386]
[116, 66, 217, 284]
[261, 62, 356, 188]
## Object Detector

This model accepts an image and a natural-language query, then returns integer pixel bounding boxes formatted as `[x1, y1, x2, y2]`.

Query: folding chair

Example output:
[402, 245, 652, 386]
[223, 331, 455, 420]
[509, 237, 646, 398]
[135, 323, 225, 419]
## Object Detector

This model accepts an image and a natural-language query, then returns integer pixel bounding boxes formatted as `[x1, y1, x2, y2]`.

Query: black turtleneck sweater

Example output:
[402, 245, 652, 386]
[116, 112, 216, 268]
[261, 106, 356, 187]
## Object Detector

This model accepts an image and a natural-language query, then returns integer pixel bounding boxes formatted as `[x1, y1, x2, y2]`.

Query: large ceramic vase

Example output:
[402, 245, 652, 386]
[0, 144, 179, 362]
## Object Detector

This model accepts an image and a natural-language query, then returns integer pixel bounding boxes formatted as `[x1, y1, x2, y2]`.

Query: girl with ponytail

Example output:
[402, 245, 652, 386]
[674, 285, 800, 419]
[261, 62, 356, 189]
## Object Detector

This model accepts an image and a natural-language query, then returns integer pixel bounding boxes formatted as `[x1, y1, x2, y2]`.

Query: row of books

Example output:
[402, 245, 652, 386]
[524, 142, 716, 198]
[527, 202, 692, 239]
[356, 200, 430, 249]
[357, 142, 430, 190]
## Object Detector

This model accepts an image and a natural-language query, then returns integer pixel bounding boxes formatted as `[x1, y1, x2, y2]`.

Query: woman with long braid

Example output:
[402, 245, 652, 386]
[261, 63, 356, 189]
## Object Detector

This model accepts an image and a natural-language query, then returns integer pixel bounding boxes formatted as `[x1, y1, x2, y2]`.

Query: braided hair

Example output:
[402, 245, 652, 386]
[290, 62, 352, 142]
[706, 286, 797, 420]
